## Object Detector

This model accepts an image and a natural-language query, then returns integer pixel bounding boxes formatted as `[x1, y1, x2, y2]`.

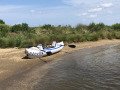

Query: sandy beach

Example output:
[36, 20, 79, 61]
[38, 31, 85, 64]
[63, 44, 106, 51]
[0, 39, 120, 81]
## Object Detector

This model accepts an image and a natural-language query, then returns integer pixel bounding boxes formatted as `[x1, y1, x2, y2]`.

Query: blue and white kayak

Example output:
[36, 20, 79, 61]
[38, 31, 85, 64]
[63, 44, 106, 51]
[25, 41, 64, 59]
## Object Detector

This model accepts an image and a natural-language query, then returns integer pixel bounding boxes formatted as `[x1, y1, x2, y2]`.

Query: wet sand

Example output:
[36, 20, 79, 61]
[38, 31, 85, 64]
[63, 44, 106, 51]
[0, 39, 120, 83]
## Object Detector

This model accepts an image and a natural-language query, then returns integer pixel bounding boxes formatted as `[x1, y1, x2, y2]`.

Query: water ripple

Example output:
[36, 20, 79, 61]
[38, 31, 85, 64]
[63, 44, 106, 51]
[34, 44, 120, 90]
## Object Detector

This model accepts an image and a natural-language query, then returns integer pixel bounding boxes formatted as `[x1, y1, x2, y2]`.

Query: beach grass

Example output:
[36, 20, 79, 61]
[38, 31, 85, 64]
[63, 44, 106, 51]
[0, 20, 120, 48]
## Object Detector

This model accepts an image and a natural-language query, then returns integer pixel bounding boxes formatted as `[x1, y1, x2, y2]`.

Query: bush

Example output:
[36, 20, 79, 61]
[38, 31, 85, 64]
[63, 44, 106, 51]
[0, 21, 120, 48]
[0, 24, 10, 37]
[0, 19, 5, 24]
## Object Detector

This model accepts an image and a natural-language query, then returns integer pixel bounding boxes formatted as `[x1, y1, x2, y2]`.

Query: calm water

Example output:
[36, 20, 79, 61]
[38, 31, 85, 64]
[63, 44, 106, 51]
[34, 44, 120, 90]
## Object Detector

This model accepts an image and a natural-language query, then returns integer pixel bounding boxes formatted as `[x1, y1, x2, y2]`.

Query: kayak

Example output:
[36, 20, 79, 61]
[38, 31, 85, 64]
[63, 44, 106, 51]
[25, 41, 64, 59]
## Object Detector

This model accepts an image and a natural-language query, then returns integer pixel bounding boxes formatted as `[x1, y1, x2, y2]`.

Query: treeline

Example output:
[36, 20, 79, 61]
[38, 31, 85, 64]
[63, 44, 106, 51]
[0, 19, 120, 48]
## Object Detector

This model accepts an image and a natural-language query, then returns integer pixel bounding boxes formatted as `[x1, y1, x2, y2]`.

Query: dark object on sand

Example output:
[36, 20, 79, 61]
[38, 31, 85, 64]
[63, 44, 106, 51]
[22, 55, 30, 59]
[68, 44, 76, 48]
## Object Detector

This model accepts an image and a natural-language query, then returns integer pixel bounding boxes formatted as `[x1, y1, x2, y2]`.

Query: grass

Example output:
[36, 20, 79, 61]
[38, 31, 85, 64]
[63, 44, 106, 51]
[0, 22, 120, 48]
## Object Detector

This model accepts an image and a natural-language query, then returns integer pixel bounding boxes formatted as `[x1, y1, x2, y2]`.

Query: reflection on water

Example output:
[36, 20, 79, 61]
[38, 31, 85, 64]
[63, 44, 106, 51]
[34, 44, 120, 90]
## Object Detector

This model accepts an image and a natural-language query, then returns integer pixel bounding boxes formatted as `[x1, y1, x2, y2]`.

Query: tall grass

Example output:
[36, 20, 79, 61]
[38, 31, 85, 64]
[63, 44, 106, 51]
[0, 22, 120, 48]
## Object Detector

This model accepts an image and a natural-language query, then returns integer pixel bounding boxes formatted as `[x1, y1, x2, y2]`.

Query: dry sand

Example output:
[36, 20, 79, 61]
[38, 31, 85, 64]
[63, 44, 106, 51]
[0, 39, 120, 81]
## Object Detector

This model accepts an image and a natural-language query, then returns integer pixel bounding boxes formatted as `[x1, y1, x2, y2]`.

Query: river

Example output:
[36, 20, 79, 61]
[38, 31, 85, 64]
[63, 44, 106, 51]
[34, 44, 120, 90]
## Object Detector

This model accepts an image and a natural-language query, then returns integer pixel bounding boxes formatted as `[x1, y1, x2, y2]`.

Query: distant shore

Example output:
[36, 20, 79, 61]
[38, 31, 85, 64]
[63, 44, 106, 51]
[0, 39, 120, 81]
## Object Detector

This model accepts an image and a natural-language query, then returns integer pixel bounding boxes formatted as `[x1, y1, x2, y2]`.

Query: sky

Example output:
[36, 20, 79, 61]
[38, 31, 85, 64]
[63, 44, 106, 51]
[0, 0, 120, 26]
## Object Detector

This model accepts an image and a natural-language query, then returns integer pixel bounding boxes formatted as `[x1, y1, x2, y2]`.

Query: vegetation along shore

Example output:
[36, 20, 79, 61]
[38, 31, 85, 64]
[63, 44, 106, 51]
[0, 19, 120, 48]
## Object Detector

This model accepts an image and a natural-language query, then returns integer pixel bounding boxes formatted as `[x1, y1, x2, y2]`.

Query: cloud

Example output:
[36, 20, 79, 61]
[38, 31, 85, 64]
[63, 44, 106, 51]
[89, 14, 97, 18]
[62, 0, 83, 7]
[78, 13, 88, 16]
[0, 0, 118, 26]
[81, 13, 88, 16]
[62, 0, 115, 20]
[87, 3, 113, 13]
[30, 9, 35, 13]
[62, 0, 106, 7]
[88, 7, 102, 13]
[76, 1, 115, 19]
[101, 3, 113, 8]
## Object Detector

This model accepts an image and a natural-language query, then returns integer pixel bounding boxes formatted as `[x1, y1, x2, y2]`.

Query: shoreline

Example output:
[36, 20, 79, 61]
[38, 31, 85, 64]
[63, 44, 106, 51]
[42, 39, 120, 61]
[0, 39, 120, 81]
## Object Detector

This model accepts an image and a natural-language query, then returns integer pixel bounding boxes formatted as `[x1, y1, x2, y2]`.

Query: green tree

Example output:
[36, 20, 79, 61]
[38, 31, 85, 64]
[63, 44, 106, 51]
[0, 24, 10, 37]
[75, 24, 88, 33]
[88, 22, 96, 32]
[0, 19, 5, 24]
[11, 23, 29, 33]
[21, 23, 29, 32]
[11, 24, 22, 32]
[88, 22, 105, 32]
[111, 23, 120, 30]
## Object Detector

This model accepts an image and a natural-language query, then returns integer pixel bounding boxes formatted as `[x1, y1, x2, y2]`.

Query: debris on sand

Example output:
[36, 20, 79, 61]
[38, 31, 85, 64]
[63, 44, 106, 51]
[68, 44, 76, 48]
